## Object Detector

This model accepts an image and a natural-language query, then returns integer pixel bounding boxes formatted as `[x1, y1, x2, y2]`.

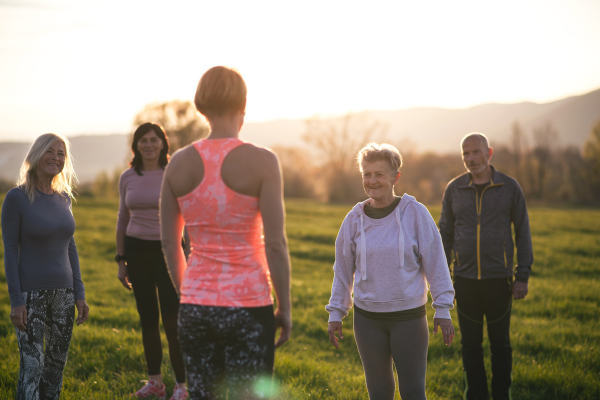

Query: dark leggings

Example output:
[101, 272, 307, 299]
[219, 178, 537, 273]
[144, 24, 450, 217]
[124, 235, 186, 383]
[178, 304, 275, 399]
[454, 276, 513, 400]
[353, 312, 429, 400]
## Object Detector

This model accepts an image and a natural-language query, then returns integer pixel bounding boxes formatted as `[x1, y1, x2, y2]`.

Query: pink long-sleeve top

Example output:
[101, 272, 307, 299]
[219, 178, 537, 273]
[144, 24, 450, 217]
[117, 168, 163, 241]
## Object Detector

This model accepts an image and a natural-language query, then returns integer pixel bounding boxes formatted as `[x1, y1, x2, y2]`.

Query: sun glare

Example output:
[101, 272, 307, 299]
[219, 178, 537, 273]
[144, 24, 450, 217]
[0, 0, 599, 139]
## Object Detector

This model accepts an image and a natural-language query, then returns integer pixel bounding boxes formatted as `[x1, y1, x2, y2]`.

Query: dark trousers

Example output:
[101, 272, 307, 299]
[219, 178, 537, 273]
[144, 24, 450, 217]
[454, 276, 513, 400]
[16, 289, 74, 400]
[124, 235, 186, 383]
[178, 304, 275, 399]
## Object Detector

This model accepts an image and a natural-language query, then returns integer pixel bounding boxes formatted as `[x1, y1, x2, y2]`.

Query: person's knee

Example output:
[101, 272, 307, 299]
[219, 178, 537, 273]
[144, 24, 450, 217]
[461, 341, 484, 353]
[138, 314, 161, 332]
[22, 356, 44, 377]
[490, 343, 512, 357]
[399, 384, 426, 400]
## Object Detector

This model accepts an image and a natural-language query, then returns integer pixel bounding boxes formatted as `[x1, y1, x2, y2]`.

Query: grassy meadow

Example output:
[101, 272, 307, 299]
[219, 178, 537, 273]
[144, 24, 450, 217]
[0, 196, 599, 399]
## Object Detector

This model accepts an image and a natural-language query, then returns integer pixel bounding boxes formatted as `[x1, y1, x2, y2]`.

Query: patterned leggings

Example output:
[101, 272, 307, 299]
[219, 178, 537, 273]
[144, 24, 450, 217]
[15, 288, 75, 400]
[178, 304, 275, 399]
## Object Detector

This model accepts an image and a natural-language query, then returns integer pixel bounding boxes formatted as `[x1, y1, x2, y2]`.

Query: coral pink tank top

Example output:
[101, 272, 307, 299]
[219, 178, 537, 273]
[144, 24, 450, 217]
[177, 138, 272, 307]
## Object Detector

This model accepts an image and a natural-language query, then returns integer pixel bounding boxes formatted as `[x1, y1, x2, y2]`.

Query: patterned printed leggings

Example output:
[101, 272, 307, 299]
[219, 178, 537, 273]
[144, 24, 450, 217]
[15, 288, 75, 400]
[178, 304, 275, 399]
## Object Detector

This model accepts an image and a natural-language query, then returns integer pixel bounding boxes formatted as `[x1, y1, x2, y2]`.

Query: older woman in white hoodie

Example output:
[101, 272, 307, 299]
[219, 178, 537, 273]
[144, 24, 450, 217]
[326, 143, 455, 400]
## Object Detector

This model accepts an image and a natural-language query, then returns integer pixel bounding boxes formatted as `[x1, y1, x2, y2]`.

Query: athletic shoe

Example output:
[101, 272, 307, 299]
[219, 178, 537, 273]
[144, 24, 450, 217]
[169, 386, 189, 400]
[131, 380, 166, 399]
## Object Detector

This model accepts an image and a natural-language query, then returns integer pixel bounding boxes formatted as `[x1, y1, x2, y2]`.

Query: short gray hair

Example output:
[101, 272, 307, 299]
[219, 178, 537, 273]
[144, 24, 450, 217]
[357, 142, 403, 172]
[461, 132, 490, 150]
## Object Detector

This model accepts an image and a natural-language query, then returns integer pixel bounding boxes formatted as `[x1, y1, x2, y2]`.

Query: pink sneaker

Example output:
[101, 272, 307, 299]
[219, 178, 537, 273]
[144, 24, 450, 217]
[169, 385, 189, 400]
[131, 380, 166, 399]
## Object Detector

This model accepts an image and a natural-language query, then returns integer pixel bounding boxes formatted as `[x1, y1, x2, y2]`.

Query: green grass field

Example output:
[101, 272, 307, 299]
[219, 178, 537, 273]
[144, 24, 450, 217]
[1, 197, 599, 399]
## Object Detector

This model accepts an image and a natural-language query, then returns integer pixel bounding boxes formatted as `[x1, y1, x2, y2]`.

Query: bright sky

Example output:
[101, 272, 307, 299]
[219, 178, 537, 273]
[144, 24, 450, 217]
[1, 0, 600, 141]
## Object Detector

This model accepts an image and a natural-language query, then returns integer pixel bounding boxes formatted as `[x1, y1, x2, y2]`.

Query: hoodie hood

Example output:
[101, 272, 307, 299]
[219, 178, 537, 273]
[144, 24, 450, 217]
[351, 194, 417, 281]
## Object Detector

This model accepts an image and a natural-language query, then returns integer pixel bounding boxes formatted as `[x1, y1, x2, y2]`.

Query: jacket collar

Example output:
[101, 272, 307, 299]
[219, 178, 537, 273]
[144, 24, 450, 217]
[459, 165, 504, 188]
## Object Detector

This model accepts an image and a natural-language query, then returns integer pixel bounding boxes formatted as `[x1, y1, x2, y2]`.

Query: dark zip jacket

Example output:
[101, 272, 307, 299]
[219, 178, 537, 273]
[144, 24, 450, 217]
[438, 166, 533, 282]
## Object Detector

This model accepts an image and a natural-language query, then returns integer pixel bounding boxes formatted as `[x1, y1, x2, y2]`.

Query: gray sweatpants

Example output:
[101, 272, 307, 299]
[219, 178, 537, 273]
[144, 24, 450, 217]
[354, 312, 429, 400]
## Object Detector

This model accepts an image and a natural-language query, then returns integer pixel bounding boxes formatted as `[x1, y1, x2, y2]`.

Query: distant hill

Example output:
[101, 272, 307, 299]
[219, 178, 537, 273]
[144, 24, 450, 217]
[0, 87, 598, 183]
[241, 86, 600, 152]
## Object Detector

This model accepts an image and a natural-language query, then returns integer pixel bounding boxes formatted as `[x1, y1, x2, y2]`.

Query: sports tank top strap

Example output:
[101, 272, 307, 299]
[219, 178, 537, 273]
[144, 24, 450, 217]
[193, 138, 245, 185]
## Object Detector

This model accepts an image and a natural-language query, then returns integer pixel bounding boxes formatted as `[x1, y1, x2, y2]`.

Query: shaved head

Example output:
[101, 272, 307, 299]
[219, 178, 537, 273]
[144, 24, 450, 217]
[461, 132, 493, 176]
[461, 133, 490, 151]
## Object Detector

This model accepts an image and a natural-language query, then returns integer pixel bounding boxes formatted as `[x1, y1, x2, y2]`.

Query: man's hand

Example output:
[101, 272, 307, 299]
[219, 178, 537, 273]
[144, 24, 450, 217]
[10, 305, 27, 332]
[327, 321, 343, 349]
[513, 281, 528, 300]
[433, 318, 455, 346]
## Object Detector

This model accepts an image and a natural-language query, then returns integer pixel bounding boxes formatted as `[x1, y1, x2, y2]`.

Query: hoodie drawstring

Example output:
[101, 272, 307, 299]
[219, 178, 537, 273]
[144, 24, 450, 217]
[360, 214, 367, 281]
[394, 207, 405, 269]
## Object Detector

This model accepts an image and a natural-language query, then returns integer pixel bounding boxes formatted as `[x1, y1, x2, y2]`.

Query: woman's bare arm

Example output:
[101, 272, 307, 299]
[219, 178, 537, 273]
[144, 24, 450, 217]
[160, 160, 187, 294]
[258, 149, 292, 347]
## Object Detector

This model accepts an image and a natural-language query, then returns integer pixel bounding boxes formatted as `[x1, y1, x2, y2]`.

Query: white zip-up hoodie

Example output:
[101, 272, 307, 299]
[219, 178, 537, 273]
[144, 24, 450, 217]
[326, 194, 455, 322]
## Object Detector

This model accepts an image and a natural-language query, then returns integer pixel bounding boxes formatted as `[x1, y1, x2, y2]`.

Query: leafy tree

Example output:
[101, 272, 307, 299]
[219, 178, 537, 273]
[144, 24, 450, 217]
[92, 167, 121, 198]
[271, 146, 317, 199]
[532, 121, 559, 199]
[133, 100, 209, 153]
[303, 114, 387, 203]
[583, 119, 600, 200]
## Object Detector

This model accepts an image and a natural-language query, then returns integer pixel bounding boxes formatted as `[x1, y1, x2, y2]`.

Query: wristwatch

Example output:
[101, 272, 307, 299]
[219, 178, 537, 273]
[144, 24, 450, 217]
[115, 254, 126, 262]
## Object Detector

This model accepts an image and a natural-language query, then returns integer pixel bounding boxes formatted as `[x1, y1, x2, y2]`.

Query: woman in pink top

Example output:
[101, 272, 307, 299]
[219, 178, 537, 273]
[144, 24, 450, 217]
[161, 66, 292, 399]
[116, 123, 188, 400]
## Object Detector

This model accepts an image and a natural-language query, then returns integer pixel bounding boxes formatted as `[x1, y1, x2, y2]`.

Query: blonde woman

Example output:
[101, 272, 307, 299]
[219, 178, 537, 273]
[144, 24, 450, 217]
[1, 133, 89, 400]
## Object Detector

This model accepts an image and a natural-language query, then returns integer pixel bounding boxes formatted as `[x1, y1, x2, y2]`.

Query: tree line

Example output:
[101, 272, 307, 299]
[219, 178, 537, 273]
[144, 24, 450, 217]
[280, 115, 600, 205]
[7, 100, 595, 206]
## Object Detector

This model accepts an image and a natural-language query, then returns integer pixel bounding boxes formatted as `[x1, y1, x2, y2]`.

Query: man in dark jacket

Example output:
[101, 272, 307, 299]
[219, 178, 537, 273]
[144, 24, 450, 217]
[439, 133, 533, 400]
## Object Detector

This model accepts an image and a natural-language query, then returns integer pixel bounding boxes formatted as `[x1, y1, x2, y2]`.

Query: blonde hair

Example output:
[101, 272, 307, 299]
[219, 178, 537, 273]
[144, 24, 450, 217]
[18, 133, 77, 203]
[357, 142, 403, 172]
[194, 66, 247, 118]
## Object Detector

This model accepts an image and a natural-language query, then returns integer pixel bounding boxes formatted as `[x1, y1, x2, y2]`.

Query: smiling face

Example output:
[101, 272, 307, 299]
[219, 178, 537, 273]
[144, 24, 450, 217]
[37, 140, 66, 179]
[137, 129, 164, 165]
[361, 159, 400, 205]
[461, 135, 492, 175]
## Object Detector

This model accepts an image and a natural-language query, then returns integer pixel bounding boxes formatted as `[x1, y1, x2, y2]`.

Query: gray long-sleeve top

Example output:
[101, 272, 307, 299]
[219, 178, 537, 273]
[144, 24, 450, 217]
[2, 187, 85, 308]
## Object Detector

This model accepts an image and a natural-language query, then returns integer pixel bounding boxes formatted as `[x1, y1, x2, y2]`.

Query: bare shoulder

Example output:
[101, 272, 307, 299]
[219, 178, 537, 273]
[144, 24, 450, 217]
[164, 144, 204, 197]
[238, 142, 278, 158]
[165, 145, 201, 177]
[228, 143, 280, 171]
[245, 143, 280, 167]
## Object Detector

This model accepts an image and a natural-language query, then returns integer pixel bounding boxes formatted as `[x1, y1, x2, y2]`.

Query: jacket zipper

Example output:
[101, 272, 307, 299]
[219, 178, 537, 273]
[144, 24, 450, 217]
[475, 180, 503, 280]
